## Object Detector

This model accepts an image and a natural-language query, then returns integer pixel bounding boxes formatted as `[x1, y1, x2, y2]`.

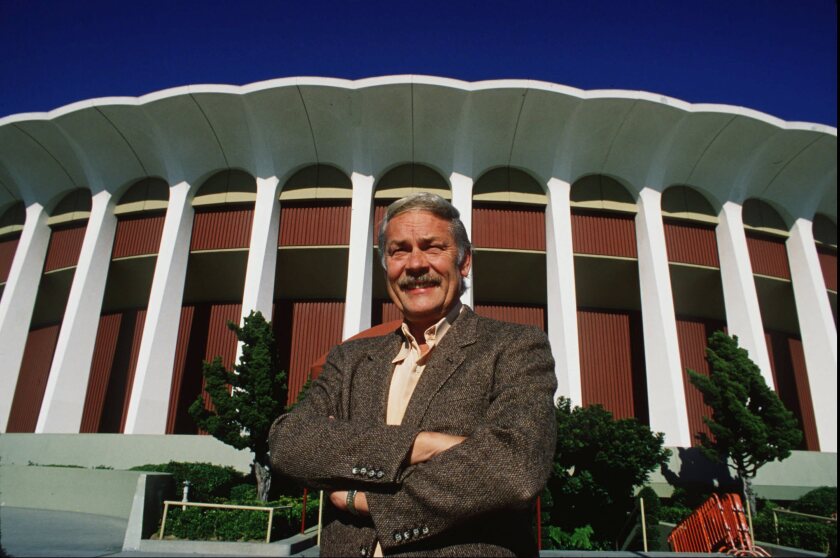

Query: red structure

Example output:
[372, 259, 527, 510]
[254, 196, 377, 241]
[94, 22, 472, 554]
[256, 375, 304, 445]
[668, 493, 769, 556]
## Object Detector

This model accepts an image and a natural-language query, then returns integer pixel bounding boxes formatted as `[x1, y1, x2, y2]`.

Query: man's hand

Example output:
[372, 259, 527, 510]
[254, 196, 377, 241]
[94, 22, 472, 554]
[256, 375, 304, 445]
[329, 490, 369, 515]
[409, 432, 466, 465]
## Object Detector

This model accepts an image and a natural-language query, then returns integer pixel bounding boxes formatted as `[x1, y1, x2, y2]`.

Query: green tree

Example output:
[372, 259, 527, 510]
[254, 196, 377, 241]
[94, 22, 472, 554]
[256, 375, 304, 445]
[189, 311, 287, 501]
[545, 397, 671, 545]
[688, 331, 801, 512]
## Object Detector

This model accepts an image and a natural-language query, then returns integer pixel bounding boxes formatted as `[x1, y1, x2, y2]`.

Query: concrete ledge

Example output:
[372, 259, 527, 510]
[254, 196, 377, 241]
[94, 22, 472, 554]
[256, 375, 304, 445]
[648, 448, 837, 500]
[0, 465, 162, 518]
[0, 433, 253, 472]
[138, 528, 318, 556]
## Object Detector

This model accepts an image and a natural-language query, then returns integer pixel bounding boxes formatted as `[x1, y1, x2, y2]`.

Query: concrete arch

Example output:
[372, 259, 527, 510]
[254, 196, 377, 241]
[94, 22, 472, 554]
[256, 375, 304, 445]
[48, 188, 92, 224]
[812, 213, 837, 247]
[0, 201, 25, 236]
[374, 163, 450, 200]
[115, 177, 170, 215]
[661, 185, 720, 223]
[192, 169, 257, 207]
[743, 197, 791, 234]
[570, 173, 637, 213]
[473, 166, 547, 204]
[280, 164, 352, 200]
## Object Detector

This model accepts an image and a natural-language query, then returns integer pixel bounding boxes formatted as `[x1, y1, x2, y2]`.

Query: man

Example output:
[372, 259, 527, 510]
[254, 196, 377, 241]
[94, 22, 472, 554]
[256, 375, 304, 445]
[269, 193, 556, 556]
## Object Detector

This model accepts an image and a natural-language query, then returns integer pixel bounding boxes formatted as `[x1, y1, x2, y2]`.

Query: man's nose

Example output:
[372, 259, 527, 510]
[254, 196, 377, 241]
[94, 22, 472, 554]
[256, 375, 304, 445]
[406, 247, 429, 271]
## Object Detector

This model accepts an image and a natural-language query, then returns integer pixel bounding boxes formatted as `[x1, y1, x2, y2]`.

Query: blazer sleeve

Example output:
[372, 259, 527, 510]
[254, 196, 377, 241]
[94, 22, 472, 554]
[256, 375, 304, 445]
[268, 343, 420, 491]
[365, 327, 557, 551]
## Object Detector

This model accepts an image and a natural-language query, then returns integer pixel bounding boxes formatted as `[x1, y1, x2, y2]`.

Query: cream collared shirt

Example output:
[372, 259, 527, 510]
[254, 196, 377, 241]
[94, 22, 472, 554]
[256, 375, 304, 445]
[386, 302, 463, 426]
[374, 303, 462, 557]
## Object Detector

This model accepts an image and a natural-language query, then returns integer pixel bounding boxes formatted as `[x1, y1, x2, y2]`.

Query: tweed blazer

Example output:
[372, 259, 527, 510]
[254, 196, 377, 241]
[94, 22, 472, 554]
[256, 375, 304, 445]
[269, 307, 557, 557]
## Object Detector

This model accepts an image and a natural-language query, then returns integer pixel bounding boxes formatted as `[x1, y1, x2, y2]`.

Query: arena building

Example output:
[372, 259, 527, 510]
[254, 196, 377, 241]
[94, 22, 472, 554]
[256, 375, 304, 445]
[0, 77, 835, 482]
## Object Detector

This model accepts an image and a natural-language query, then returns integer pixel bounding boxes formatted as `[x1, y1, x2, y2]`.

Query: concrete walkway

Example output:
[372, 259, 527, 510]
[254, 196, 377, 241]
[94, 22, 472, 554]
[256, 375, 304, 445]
[0, 507, 316, 557]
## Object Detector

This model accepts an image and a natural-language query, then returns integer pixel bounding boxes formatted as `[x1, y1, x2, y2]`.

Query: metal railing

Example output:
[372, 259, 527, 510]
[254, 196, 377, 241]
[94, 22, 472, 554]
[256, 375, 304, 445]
[158, 500, 292, 544]
[617, 497, 649, 552]
[770, 507, 836, 547]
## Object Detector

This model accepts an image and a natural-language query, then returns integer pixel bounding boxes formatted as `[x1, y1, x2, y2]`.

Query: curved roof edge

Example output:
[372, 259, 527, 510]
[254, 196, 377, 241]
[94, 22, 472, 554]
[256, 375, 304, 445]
[1, 75, 836, 135]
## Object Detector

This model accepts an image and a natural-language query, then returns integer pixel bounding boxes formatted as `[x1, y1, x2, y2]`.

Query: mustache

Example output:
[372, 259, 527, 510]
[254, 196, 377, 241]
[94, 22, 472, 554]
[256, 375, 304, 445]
[398, 274, 442, 290]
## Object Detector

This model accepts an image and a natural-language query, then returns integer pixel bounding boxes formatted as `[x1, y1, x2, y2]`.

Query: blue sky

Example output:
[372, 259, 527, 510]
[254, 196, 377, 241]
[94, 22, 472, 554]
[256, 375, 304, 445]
[1, 0, 836, 125]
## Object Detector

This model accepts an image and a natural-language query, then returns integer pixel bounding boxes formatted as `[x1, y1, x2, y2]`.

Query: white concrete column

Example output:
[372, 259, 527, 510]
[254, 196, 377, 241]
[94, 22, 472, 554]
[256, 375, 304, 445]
[36, 191, 117, 433]
[239, 176, 281, 324]
[449, 172, 474, 307]
[715, 201, 775, 388]
[0, 203, 51, 431]
[545, 178, 581, 405]
[635, 187, 692, 447]
[124, 182, 194, 434]
[786, 218, 837, 451]
[342, 173, 375, 339]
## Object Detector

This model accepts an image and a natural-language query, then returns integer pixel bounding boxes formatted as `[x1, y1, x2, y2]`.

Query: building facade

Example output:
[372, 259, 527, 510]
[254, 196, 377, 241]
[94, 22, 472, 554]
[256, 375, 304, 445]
[0, 76, 835, 455]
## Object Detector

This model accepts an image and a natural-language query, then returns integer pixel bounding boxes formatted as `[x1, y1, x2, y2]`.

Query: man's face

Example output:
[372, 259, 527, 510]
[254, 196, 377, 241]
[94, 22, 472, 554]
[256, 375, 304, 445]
[384, 210, 471, 327]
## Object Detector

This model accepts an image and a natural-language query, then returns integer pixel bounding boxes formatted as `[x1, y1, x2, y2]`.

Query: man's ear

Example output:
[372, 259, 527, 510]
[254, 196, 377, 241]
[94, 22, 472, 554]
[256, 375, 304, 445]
[460, 249, 472, 277]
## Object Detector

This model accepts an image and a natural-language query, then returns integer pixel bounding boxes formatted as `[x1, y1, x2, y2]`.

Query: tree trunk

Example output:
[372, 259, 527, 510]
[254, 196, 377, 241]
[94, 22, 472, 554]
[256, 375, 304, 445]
[741, 476, 755, 512]
[254, 457, 272, 502]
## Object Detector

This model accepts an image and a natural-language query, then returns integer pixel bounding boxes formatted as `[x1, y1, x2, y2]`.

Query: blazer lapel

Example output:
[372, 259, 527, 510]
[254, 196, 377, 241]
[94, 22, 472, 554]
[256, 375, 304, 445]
[357, 331, 403, 423]
[399, 308, 479, 427]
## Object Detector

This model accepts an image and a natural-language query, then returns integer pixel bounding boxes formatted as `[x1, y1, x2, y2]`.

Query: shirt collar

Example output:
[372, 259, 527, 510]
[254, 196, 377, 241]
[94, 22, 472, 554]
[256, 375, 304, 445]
[393, 302, 463, 363]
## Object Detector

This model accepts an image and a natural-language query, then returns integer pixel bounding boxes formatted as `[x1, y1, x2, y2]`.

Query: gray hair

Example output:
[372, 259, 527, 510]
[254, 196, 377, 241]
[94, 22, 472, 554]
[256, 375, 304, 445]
[377, 192, 472, 271]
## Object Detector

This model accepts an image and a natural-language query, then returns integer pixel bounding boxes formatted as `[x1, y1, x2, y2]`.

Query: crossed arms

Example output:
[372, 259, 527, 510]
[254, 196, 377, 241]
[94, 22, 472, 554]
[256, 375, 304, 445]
[268, 325, 557, 551]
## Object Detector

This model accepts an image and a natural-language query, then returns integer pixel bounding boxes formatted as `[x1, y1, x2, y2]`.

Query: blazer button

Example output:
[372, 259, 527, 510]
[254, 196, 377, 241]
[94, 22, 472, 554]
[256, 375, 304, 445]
[359, 467, 367, 475]
[413, 527, 420, 537]
[394, 532, 403, 542]
[403, 530, 412, 540]
[352, 467, 359, 475]
[367, 469, 376, 478]
[376, 470, 384, 479]
[421, 525, 429, 535]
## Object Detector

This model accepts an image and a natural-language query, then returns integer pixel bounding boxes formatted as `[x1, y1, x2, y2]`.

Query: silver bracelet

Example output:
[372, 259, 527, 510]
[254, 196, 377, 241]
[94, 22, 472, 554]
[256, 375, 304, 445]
[346, 489, 359, 516]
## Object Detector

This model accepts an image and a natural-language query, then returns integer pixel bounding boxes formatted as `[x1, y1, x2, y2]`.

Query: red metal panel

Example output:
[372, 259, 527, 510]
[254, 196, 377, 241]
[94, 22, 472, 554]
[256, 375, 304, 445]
[80, 313, 122, 433]
[6, 324, 61, 432]
[676, 318, 726, 445]
[278, 202, 352, 246]
[577, 309, 648, 422]
[472, 204, 546, 251]
[167, 305, 199, 434]
[166, 303, 240, 434]
[474, 304, 546, 331]
[765, 331, 820, 451]
[285, 301, 345, 404]
[373, 203, 389, 246]
[745, 232, 790, 279]
[372, 300, 403, 326]
[190, 207, 254, 251]
[817, 246, 837, 292]
[664, 221, 720, 267]
[571, 211, 637, 258]
[118, 309, 147, 432]
[80, 310, 147, 433]
[44, 223, 87, 272]
[0, 234, 20, 283]
[112, 214, 165, 259]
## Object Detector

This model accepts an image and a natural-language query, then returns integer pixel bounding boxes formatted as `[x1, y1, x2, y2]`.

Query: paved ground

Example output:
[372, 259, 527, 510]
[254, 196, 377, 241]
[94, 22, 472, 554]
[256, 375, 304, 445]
[0, 507, 316, 557]
[1, 507, 126, 557]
